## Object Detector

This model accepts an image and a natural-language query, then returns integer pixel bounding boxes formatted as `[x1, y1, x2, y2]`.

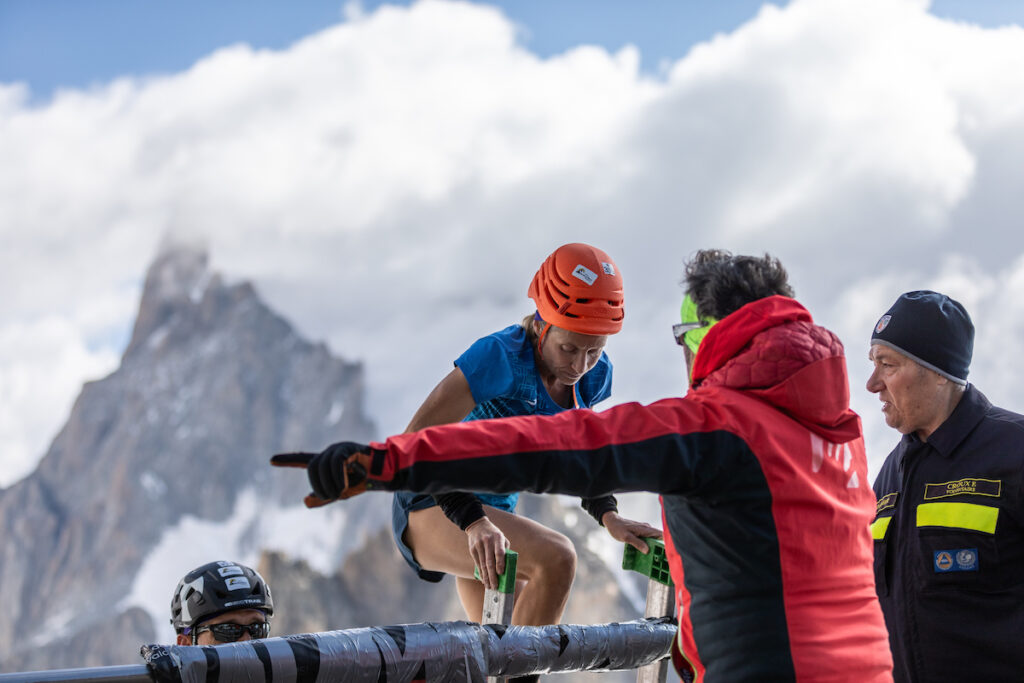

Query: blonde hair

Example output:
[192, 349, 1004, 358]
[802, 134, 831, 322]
[521, 313, 548, 344]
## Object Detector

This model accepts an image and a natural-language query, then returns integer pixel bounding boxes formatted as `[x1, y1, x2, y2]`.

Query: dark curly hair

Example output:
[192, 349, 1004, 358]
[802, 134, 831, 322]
[683, 249, 794, 321]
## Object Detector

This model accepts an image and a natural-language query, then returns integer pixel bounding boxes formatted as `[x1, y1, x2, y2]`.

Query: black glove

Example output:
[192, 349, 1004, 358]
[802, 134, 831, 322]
[140, 644, 183, 683]
[271, 441, 376, 507]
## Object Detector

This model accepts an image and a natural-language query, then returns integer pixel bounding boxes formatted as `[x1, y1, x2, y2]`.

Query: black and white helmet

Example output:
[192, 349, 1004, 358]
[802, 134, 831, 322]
[170, 561, 274, 633]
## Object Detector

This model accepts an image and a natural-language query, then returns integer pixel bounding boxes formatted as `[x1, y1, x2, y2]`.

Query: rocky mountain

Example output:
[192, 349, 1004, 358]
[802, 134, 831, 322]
[0, 247, 377, 670]
[0, 248, 657, 682]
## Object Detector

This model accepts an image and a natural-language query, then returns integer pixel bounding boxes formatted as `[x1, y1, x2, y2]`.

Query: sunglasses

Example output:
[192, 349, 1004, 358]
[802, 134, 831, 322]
[672, 321, 707, 347]
[194, 621, 271, 643]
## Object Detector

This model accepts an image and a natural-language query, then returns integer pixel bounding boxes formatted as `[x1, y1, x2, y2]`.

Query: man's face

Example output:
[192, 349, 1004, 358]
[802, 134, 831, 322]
[177, 609, 268, 646]
[866, 344, 947, 439]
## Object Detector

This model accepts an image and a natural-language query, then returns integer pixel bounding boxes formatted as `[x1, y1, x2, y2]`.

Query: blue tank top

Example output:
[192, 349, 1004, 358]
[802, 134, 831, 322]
[391, 324, 613, 580]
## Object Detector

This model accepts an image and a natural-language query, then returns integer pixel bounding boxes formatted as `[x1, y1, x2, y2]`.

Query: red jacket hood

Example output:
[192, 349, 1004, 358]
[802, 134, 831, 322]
[690, 296, 861, 443]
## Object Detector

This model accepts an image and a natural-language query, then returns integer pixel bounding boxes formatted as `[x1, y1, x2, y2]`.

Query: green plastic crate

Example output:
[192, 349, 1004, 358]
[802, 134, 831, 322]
[474, 549, 518, 594]
[622, 538, 672, 587]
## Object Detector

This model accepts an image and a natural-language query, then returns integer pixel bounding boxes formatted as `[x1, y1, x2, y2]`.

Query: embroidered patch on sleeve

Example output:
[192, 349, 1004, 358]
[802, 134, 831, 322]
[924, 478, 1001, 500]
[876, 492, 899, 514]
[934, 548, 979, 573]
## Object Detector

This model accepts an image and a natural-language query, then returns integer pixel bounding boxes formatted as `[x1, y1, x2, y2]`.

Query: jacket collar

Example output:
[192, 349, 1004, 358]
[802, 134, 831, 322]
[902, 384, 990, 458]
[690, 295, 812, 385]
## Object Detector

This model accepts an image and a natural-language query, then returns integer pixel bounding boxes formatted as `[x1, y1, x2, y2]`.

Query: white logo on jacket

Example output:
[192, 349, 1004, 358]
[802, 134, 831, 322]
[810, 433, 860, 489]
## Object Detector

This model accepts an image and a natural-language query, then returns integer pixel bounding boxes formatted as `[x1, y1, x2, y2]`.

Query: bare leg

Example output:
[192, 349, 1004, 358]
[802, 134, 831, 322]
[455, 576, 484, 622]
[404, 505, 577, 625]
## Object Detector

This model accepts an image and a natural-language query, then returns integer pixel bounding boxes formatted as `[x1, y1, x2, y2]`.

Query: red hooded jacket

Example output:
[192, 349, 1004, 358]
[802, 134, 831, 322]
[369, 296, 893, 682]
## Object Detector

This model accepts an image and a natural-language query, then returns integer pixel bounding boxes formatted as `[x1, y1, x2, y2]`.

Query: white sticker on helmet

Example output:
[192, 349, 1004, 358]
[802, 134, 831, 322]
[572, 265, 597, 286]
[218, 566, 244, 577]
[178, 576, 204, 624]
[225, 576, 252, 591]
[601, 262, 615, 276]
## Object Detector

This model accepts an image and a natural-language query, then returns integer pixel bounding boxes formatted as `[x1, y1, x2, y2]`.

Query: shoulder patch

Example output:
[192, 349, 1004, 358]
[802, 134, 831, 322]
[876, 492, 899, 514]
[924, 478, 1001, 500]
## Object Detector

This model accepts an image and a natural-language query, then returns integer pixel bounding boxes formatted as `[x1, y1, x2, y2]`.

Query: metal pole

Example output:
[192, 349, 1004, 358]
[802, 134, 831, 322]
[0, 619, 676, 683]
[477, 549, 517, 683]
[622, 539, 675, 683]
[0, 665, 152, 683]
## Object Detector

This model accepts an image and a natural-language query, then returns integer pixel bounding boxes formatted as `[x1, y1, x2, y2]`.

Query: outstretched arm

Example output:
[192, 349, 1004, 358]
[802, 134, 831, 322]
[272, 396, 728, 505]
[386, 396, 718, 498]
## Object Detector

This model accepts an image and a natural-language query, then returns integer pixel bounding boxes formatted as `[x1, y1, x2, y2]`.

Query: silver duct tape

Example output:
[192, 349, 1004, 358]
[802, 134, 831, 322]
[167, 644, 210, 683]
[370, 622, 486, 682]
[311, 628, 383, 683]
[261, 637, 299, 683]
[485, 619, 676, 677]
[146, 618, 675, 683]
[208, 641, 268, 683]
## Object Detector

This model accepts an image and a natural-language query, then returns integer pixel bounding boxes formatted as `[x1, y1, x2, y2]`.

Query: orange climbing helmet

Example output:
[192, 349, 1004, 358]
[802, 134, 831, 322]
[528, 243, 624, 335]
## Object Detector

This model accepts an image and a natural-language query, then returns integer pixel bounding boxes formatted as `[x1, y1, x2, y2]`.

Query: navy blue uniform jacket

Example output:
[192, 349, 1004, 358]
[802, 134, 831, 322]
[872, 384, 1024, 682]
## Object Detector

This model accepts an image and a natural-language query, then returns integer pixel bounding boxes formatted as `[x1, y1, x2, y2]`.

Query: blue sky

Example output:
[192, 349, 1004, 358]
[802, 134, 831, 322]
[4, 0, 1023, 101]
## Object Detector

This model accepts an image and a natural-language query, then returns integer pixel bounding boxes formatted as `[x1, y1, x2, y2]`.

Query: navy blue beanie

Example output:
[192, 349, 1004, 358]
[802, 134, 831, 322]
[870, 290, 974, 385]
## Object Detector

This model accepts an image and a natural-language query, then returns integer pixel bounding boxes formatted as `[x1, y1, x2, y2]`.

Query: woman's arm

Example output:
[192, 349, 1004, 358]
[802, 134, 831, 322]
[404, 367, 478, 432]
[404, 366, 509, 587]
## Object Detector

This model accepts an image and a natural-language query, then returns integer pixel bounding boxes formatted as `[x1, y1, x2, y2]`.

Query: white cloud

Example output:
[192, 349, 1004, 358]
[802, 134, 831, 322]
[2, 0, 1024, 487]
[0, 317, 121, 485]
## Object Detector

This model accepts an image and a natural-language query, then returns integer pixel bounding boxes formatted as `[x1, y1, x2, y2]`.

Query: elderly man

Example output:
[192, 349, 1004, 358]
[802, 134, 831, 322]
[275, 250, 893, 683]
[171, 561, 274, 646]
[867, 290, 1024, 682]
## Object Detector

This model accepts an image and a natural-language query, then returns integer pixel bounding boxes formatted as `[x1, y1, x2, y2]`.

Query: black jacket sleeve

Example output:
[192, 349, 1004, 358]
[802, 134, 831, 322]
[581, 496, 618, 525]
[434, 492, 486, 530]
[377, 397, 726, 498]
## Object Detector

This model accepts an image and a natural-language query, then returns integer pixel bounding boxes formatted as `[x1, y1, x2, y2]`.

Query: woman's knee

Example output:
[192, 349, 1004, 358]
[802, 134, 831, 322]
[528, 531, 577, 579]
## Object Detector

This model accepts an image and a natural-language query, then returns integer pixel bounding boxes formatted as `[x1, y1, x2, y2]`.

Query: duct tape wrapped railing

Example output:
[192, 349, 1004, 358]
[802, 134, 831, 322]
[0, 618, 676, 683]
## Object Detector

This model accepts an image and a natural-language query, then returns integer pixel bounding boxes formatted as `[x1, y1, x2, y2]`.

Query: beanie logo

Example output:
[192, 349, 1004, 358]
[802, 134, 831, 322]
[875, 315, 891, 334]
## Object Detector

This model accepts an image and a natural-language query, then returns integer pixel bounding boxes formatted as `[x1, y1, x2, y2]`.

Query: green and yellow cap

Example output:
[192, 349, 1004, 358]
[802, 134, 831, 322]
[673, 295, 717, 355]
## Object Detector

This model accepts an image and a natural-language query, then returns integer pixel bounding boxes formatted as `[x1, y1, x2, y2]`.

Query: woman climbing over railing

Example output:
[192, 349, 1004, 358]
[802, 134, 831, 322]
[391, 243, 661, 634]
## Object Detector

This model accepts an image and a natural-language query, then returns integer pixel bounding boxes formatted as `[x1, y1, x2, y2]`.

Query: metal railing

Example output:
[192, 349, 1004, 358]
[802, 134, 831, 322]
[0, 542, 677, 683]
